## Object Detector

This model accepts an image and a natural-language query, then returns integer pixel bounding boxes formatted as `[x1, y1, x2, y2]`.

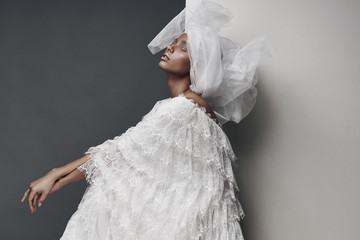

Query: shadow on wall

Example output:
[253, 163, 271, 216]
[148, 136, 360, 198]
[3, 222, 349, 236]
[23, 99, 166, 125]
[223, 73, 274, 239]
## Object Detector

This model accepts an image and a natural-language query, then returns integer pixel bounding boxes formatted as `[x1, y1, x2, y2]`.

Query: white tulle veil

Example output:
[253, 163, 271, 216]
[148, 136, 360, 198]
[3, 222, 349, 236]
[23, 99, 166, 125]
[148, 0, 275, 125]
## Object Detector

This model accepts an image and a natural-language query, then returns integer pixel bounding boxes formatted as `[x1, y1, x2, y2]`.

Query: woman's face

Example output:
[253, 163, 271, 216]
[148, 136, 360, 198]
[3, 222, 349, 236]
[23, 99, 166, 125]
[158, 33, 190, 77]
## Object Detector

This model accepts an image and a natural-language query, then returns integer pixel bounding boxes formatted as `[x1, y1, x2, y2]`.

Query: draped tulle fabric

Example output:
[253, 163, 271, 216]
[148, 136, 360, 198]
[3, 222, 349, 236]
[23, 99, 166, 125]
[147, 0, 275, 125]
[60, 94, 245, 240]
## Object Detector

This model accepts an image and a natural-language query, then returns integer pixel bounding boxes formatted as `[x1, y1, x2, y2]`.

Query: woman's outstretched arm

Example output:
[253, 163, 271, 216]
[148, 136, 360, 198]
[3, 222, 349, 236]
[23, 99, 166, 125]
[51, 153, 90, 180]
[21, 154, 90, 213]
[49, 166, 87, 194]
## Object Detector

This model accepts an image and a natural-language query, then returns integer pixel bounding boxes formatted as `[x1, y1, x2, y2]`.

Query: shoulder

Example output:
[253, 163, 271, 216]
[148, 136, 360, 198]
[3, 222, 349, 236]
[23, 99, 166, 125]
[183, 89, 218, 121]
[183, 90, 207, 107]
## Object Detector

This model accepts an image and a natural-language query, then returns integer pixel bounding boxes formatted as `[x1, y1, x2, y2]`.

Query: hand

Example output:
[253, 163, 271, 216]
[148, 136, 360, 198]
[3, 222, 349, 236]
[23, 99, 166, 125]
[21, 169, 58, 213]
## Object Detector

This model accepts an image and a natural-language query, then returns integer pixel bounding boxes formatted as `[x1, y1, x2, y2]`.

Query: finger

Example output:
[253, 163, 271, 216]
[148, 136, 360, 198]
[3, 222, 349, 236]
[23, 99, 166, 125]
[28, 190, 37, 213]
[31, 193, 38, 212]
[35, 193, 43, 212]
[33, 193, 40, 209]
[35, 193, 42, 207]
[30, 192, 37, 213]
[21, 188, 30, 202]
[38, 191, 48, 207]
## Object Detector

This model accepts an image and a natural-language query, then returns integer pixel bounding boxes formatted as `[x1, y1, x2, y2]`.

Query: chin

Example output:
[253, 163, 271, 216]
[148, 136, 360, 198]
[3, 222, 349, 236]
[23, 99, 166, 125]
[158, 61, 167, 71]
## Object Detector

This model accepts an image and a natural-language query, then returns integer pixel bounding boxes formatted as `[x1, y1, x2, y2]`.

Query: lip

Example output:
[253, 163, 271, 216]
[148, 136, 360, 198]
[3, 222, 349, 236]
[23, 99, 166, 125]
[161, 53, 170, 61]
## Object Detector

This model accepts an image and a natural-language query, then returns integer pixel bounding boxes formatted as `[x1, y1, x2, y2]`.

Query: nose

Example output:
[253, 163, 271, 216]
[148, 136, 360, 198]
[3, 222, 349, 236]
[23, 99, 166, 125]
[166, 44, 174, 53]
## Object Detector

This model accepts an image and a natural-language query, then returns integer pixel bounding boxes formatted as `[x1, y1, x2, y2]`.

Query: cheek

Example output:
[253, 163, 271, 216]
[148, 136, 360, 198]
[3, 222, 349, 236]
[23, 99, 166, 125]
[165, 53, 190, 75]
[175, 54, 190, 70]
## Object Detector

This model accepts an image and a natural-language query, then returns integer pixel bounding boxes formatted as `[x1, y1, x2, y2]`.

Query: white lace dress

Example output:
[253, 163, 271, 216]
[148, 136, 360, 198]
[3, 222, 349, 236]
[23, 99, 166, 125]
[60, 93, 245, 240]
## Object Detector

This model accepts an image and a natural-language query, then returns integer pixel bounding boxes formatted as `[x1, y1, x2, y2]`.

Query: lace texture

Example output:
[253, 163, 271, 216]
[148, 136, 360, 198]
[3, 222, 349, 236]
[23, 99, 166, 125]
[60, 95, 245, 240]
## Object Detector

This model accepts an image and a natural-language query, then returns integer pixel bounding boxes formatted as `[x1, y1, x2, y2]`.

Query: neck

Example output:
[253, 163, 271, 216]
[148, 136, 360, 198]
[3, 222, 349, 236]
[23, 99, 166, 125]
[167, 73, 191, 98]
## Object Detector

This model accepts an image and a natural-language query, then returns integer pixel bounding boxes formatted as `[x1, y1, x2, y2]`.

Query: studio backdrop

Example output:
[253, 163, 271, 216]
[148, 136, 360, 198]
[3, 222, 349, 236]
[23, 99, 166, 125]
[1, 0, 359, 240]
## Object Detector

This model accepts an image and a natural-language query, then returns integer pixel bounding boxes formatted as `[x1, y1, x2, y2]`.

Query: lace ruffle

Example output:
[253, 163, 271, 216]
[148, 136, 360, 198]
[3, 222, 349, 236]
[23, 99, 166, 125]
[61, 95, 245, 240]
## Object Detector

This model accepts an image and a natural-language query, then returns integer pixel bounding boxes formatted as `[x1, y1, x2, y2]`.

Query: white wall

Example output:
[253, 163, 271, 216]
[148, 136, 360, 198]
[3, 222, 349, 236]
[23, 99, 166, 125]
[217, 0, 360, 239]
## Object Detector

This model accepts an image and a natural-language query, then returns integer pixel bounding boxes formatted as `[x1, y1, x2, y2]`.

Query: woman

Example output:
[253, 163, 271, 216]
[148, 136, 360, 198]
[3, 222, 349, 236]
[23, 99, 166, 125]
[22, 32, 245, 239]
[21, 0, 274, 239]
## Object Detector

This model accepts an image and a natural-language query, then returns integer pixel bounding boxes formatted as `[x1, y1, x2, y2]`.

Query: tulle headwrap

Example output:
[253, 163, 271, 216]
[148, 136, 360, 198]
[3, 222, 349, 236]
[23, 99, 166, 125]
[148, 0, 275, 125]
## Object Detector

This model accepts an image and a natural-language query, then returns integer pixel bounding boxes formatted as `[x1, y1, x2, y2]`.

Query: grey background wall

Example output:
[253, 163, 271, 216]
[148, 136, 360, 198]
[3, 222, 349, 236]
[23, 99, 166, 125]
[1, 0, 359, 239]
[0, 0, 186, 239]
[216, 0, 360, 239]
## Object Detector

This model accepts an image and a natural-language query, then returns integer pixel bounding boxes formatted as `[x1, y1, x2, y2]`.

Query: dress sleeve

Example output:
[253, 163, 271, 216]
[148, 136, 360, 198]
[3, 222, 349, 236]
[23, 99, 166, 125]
[76, 103, 157, 185]
[76, 136, 126, 185]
